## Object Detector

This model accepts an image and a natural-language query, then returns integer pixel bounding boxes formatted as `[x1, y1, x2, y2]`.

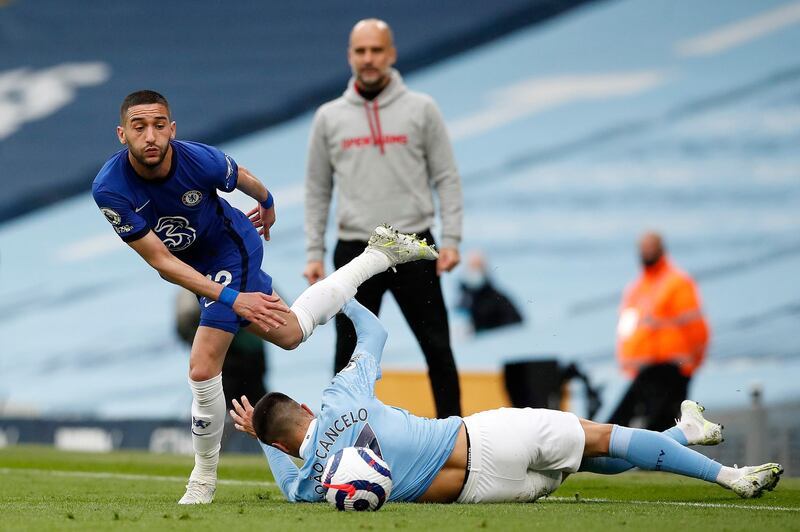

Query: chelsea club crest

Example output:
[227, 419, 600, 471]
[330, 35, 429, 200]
[182, 190, 203, 207]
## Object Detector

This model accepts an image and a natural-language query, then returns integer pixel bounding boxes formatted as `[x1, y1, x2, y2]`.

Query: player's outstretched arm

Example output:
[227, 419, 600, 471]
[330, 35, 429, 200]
[127, 231, 290, 331]
[231, 396, 301, 501]
[236, 166, 276, 242]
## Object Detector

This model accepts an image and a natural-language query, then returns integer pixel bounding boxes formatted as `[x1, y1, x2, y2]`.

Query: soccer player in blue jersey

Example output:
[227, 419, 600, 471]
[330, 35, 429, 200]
[231, 299, 783, 503]
[92, 90, 439, 505]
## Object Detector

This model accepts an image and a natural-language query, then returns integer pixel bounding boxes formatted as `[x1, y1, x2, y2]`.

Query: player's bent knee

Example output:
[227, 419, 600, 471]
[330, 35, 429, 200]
[580, 419, 613, 457]
[270, 325, 303, 350]
[187, 351, 226, 382]
[247, 323, 303, 351]
[189, 366, 218, 382]
[274, 334, 302, 351]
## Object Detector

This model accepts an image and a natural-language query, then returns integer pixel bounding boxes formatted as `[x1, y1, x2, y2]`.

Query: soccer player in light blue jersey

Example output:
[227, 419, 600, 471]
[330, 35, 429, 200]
[92, 90, 439, 505]
[232, 299, 783, 503]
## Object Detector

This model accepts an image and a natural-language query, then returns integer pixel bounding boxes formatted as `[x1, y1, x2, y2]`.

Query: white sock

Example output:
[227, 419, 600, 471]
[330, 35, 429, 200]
[188, 373, 225, 481]
[291, 248, 391, 341]
[715, 466, 741, 488]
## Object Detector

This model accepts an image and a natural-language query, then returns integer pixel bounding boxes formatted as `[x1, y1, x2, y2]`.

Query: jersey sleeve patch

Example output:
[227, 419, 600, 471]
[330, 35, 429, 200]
[93, 188, 149, 242]
[222, 154, 238, 192]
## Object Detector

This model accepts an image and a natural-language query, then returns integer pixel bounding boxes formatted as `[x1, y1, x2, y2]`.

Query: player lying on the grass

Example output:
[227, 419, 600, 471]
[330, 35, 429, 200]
[231, 299, 783, 503]
[92, 90, 439, 505]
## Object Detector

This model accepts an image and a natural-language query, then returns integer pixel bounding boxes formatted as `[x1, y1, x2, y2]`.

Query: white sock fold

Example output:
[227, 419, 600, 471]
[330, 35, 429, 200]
[188, 373, 225, 480]
[290, 248, 391, 341]
[715, 466, 741, 488]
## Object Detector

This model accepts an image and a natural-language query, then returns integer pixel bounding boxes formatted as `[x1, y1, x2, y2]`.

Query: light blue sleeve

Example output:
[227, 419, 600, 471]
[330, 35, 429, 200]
[260, 442, 300, 502]
[342, 299, 387, 366]
[333, 300, 388, 396]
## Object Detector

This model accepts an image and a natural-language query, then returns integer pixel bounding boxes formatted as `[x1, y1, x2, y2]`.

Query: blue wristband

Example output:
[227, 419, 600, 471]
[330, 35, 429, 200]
[260, 191, 274, 210]
[218, 286, 239, 307]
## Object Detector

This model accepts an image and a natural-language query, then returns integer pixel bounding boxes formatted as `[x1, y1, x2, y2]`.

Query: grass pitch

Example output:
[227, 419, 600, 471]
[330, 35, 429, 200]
[1, 445, 798, 531]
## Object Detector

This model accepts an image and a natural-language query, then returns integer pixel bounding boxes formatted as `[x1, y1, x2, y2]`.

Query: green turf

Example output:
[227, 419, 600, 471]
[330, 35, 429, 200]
[0, 445, 798, 531]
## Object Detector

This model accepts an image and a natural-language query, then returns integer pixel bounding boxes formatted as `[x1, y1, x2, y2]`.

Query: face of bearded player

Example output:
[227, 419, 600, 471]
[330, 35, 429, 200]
[117, 103, 176, 176]
[348, 21, 397, 91]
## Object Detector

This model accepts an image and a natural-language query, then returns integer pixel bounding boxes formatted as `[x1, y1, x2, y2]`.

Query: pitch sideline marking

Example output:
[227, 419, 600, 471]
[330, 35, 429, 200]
[1, 468, 796, 511]
[544, 496, 799, 512]
[0, 467, 276, 487]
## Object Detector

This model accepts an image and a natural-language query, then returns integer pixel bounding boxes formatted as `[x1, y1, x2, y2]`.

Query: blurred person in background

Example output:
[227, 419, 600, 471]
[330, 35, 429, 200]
[303, 19, 463, 418]
[457, 250, 523, 334]
[609, 232, 710, 431]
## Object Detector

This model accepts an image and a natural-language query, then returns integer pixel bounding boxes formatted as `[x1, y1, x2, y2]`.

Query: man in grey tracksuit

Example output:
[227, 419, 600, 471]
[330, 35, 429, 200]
[303, 18, 463, 417]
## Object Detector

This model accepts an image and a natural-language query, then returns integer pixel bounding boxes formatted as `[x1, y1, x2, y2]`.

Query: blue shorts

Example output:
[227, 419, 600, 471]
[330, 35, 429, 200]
[196, 243, 273, 334]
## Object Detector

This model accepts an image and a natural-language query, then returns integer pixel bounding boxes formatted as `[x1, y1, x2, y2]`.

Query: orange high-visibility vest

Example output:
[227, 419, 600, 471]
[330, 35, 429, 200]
[616, 256, 709, 378]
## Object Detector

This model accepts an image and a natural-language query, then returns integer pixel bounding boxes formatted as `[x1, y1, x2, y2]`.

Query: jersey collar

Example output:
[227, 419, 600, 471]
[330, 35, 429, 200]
[298, 418, 318, 459]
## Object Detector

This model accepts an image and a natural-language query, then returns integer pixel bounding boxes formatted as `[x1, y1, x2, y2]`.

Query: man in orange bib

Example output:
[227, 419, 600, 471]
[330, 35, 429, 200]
[609, 232, 710, 431]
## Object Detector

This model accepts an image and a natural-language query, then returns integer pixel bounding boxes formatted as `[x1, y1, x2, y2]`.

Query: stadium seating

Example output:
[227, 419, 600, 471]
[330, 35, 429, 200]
[1, 0, 799, 425]
[0, 0, 585, 222]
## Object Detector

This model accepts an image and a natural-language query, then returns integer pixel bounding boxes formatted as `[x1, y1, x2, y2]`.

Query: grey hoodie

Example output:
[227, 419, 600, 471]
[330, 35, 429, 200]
[304, 69, 462, 262]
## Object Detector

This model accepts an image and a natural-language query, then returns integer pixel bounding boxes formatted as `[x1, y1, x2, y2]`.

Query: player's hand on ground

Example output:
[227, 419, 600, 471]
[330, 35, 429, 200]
[303, 260, 325, 285]
[230, 396, 256, 438]
[233, 291, 290, 331]
[436, 247, 460, 276]
[246, 203, 277, 241]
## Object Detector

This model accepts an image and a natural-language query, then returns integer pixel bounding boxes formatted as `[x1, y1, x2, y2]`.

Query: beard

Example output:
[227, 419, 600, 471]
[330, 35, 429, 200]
[130, 143, 169, 168]
[640, 252, 663, 268]
[356, 67, 389, 90]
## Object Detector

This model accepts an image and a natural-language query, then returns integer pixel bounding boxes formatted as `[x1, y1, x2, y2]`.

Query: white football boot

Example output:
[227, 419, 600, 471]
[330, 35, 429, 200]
[178, 478, 216, 505]
[675, 400, 723, 446]
[367, 224, 439, 267]
[730, 463, 783, 498]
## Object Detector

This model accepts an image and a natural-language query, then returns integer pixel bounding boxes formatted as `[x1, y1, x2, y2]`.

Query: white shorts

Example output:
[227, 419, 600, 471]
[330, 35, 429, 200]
[457, 408, 585, 503]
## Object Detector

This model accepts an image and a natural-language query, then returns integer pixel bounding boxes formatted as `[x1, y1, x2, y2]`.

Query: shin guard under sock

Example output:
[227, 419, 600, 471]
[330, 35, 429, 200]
[188, 373, 225, 480]
[608, 425, 722, 482]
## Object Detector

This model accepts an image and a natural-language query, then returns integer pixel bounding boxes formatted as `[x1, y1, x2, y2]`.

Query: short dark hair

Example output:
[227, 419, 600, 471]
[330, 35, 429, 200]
[120, 90, 170, 124]
[252, 392, 304, 445]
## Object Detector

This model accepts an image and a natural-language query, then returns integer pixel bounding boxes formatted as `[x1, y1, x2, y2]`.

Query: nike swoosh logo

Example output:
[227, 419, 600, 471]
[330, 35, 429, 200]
[204, 299, 215, 308]
[135, 200, 150, 212]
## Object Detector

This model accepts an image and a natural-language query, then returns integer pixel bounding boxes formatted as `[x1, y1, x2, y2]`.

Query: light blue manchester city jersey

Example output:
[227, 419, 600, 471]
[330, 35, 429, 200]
[261, 302, 462, 502]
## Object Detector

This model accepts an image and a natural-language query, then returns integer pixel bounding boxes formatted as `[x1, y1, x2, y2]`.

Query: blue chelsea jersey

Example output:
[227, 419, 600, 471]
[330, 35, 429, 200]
[262, 347, 462, 503]
[92, 140, 260, 271]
